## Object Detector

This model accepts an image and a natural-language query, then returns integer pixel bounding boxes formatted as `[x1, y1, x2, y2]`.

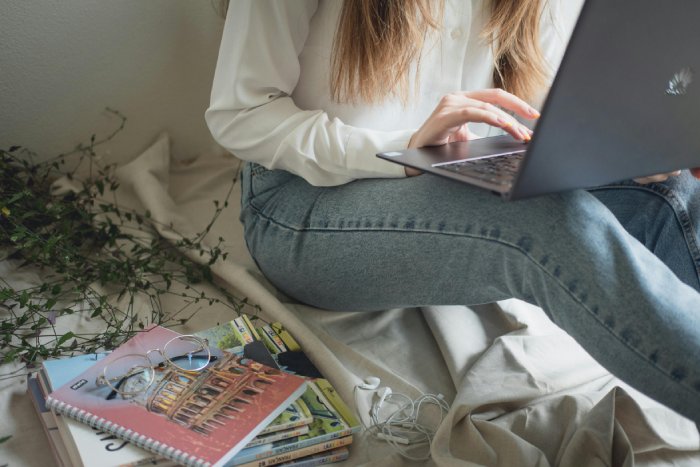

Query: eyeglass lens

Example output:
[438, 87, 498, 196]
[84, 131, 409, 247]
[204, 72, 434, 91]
[163, 335, 211, 372]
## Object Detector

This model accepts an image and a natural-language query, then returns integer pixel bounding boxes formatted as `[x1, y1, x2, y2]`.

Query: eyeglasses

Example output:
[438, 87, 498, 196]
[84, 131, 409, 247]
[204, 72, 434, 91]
[95, 335, 215, 399]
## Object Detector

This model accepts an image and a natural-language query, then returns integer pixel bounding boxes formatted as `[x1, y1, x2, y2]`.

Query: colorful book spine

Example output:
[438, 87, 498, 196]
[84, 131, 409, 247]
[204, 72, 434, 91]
[40, 354, 171, 467]
[278, 447, 349, 467]
[245, 426, 309, 449]
[259, 325, 287, 354]
[27, 376, 70, 467]
[241, 315, 261, 341]
[270, 323, 301, 352]
[262, 324, 288, 353]
[233, 437, 352, 467]
[233, 316, 256, 345]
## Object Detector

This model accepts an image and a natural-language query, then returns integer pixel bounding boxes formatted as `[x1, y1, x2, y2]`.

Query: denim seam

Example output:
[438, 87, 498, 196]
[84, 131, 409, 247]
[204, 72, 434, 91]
[248, 202, 700, 397]
[590, 184, 700, 284]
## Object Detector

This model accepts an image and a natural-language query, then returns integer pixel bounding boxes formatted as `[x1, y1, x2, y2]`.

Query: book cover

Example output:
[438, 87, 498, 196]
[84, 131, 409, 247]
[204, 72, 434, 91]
[313, 379, 359, 430]
[257, 398, 312, 435]
[45, 325, 307, 467]
[194, 321, 245, 353]
[230, 381, 359, 466]
[278, 447, 349, 467]
[41, 353, 176, 467]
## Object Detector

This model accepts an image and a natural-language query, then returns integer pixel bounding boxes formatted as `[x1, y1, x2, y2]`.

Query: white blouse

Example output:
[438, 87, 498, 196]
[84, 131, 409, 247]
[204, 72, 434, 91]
[206, 0, 582, 186]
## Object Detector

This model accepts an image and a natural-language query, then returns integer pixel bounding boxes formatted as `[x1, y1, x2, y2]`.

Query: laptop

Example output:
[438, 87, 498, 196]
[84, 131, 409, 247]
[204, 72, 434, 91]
[377, 0, 700, 200]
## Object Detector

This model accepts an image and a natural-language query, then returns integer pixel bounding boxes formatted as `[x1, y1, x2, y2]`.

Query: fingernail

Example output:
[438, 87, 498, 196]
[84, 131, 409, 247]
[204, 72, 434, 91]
[530, 109, 541, 118]
[498, 117, 513, 127]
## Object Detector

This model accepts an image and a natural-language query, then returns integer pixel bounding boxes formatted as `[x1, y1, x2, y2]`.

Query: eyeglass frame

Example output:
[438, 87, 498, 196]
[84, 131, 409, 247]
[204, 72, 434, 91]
[95, 334, 217, 400]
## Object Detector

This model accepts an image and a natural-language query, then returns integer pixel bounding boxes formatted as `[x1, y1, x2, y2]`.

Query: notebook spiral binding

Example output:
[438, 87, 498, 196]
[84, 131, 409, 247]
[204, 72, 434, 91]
[46, 396, 210, 467]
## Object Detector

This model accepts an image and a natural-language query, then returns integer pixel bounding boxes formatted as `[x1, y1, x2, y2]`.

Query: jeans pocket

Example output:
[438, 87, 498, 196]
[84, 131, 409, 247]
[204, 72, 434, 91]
[247, 163, 295, 200]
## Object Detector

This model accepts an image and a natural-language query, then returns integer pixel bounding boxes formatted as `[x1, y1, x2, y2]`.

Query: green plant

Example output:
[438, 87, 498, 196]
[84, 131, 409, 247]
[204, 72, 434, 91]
[0, 109, 248, 366]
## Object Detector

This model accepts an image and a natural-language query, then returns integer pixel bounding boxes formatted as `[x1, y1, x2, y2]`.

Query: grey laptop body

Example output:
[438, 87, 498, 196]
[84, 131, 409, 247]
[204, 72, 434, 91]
[377, 0, 700, 200]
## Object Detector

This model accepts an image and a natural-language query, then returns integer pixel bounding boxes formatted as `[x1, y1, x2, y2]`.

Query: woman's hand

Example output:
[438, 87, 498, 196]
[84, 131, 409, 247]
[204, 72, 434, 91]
[634, 168, 700, 184]
[634, 171, 682, 184]
[405, 89, 539, 176]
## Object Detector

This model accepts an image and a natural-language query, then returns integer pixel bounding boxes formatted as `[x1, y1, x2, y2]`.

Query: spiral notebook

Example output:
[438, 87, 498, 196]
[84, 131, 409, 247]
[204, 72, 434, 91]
[45, 325, 307, 467]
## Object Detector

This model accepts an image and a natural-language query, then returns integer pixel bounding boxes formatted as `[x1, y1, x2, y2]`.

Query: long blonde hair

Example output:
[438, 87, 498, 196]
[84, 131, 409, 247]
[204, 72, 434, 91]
[219, 0, 549, 104]
[330, 0, 548, 104]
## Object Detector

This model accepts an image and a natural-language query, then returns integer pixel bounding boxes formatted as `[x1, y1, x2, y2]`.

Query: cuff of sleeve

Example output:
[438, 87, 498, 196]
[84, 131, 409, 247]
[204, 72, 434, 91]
[344, 127, 415, 179]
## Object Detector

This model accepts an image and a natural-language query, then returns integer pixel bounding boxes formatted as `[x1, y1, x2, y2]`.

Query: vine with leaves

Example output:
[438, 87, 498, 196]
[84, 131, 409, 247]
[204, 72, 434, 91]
[0, 109, 249, 368]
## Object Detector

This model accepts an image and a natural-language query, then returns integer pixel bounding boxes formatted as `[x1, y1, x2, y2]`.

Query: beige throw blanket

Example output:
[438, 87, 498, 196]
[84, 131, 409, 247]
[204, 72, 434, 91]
[2, 134, 698, 467]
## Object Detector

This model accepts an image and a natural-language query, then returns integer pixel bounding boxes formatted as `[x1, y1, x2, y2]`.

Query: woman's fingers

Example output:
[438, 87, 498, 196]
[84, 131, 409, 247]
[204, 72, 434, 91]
[634, 170, 682, 184]
[458, 106, 531, 141]
[408, 91, 535, 148]
[437, 94, 531, 141]
[460, 96, 533, 141]
[464, 88, 540, 120]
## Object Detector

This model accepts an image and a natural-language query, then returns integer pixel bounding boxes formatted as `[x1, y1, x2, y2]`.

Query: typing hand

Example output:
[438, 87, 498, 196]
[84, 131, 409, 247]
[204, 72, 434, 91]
[408, 89, 536, 148]
[404, 89, 538, 177]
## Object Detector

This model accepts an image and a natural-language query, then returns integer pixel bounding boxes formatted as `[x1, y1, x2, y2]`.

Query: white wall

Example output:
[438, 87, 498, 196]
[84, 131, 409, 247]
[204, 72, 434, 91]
[0, 0, 225, 162]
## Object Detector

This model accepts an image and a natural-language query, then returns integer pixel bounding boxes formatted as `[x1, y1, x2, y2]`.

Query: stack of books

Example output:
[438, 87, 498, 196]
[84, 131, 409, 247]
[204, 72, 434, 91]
[28, 318, 359, 467]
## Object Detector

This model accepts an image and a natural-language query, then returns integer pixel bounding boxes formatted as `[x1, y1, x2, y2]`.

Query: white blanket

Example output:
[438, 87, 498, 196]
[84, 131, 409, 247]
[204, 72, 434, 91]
[2, 134, 699, 467]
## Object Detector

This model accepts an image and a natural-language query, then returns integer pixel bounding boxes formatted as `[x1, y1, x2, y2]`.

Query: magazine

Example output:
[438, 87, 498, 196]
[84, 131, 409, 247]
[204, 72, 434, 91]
[45, 325, 307, 467]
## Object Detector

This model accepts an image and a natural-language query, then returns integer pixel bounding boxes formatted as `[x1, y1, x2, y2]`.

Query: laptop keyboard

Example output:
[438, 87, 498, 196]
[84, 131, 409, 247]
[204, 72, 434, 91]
[435, 152, 525, 186]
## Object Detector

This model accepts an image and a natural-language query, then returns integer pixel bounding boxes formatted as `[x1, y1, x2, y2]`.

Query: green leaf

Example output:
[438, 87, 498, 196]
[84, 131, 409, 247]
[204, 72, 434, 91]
[57, 332, 75, 346]
[18, 291, 29, 307]
[0, 434, 11, 444]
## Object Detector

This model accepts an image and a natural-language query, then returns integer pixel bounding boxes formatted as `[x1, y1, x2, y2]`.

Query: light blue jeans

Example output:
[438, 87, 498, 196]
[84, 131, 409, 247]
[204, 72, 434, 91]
[239, 162, 700, 424]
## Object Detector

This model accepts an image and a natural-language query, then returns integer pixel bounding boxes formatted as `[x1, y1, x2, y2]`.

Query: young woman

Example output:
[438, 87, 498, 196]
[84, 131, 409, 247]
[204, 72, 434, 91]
[206, 1, 700, 425]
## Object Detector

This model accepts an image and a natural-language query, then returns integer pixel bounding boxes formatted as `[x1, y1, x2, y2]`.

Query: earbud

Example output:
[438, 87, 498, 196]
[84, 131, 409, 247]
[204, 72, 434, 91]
[376, 386, 392, 408]
[358, 376, 380, 390]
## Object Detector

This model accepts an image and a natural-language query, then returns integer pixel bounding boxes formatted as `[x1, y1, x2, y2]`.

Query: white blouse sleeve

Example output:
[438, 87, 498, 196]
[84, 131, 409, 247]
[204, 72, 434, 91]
[205, 0, 410, 186]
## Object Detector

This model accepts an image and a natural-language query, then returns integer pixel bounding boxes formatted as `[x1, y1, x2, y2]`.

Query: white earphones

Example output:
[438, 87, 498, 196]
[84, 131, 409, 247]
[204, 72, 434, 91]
[354, 375, 451, 461]
[375, 386, 392, 408]
[358, 376, 380, 390]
